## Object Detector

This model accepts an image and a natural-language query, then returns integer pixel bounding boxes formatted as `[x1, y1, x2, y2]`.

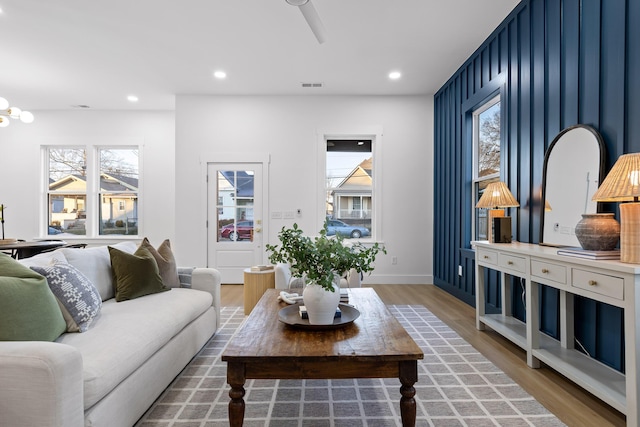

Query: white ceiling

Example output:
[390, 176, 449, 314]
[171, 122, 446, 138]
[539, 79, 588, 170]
[0, 0, 520, 111]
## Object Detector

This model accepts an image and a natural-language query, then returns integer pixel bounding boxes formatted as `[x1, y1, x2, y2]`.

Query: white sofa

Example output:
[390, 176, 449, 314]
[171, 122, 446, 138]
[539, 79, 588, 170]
[0, 242, 221, 427]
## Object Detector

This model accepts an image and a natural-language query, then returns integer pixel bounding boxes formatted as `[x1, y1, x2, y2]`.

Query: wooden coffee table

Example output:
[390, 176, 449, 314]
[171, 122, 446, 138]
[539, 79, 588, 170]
[222, 288, 424, 426]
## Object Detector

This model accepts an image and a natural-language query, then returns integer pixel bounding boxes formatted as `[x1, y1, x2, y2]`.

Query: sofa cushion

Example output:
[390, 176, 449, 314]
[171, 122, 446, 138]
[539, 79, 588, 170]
[55, 288, 213, 408]
[0, 254, 66, 341]
[109, 245, 170, 302]
[140, 238, 180, 288]
[61, 241, 137, 301]
[30, 262, 102, 333]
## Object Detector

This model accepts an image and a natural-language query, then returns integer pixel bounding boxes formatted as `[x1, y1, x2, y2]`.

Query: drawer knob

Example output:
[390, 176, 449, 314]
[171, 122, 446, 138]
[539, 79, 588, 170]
[484, 255, 489, 259]
[508, 261, 513, 265]
[541, 268, 549, 274]
[589, 280, 598, 286]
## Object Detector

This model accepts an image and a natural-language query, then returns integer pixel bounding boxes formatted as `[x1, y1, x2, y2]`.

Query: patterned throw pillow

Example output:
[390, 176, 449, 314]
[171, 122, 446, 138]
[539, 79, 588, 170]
[31, 262, 102, 333]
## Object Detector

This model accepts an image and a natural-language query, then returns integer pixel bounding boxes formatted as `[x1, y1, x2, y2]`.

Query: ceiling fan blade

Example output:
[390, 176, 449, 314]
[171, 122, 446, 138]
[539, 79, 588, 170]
[298, 1, 327, 44]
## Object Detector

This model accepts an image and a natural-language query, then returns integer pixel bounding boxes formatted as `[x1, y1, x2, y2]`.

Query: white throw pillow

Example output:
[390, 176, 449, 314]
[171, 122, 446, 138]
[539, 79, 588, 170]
[18, 250, 67, 268]
[62, 241, 137, 301]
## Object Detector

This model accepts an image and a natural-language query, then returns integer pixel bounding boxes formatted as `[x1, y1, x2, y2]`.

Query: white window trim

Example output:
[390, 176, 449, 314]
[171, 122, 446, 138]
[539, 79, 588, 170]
[316, 127, 383, 242]
[42, 143, 143, 240]
[471, 95, 501, 241]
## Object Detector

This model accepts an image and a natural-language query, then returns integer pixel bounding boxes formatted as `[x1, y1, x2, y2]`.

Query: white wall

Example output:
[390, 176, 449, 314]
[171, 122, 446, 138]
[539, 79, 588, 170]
[0, 110, 175, 246]
[175, 95, 434, 284]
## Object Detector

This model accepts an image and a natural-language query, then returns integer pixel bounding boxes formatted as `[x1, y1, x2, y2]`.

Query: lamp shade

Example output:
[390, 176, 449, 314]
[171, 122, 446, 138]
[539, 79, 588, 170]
[476, 181, 520, 209]
[592, 153, 640, 202]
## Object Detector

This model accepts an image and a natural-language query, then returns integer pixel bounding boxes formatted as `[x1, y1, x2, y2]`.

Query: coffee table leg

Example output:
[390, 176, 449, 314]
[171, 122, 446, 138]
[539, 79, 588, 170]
[227, 362, 246, 427]
[399, 360, 418, 427]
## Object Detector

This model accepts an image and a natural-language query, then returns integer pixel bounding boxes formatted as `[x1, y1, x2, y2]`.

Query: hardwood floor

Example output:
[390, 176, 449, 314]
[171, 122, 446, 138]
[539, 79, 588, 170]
[220, 283, 625, 427]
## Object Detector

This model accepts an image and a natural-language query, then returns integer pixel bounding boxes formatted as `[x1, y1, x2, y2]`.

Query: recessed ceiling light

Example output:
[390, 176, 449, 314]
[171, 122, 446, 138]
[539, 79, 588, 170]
[213, 71, 227, 79]
[389, 71, 402, 80]
[127, 95, 139, 102]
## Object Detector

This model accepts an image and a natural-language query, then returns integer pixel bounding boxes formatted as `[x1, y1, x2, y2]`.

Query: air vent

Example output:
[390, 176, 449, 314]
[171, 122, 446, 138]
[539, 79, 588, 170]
[301, 82, 324, 88]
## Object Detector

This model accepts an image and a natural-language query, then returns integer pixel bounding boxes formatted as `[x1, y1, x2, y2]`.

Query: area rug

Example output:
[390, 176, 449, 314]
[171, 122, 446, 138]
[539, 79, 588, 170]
[136, 305, 565, 427]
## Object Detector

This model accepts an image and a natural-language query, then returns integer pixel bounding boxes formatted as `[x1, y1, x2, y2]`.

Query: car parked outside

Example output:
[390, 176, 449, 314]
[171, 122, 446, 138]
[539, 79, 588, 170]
[220, 220, 254, 241]
[325, 219, 370, 238]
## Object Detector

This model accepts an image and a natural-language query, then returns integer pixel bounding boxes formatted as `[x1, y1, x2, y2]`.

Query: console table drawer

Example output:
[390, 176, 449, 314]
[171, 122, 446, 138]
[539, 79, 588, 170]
[477, 249, 498, 266]
[572, 269, 624, 301]
[498, 254, 526, 273]
[531, 260, 567, 285]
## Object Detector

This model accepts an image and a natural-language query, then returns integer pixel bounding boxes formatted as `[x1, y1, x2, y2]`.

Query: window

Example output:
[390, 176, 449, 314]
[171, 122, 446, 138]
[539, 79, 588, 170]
[325, 140, 373, 239]
[472, 96, 501, 240]
[46, 146, 140, 237]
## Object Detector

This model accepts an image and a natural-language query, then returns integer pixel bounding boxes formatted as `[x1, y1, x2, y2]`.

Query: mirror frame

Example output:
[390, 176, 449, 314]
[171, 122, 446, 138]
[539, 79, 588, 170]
[539, 124, 606, 246]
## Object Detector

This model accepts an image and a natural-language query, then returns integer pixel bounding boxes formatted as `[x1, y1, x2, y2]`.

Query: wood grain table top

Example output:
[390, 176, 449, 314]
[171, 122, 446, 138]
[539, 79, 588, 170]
[222, 288, 423, 362]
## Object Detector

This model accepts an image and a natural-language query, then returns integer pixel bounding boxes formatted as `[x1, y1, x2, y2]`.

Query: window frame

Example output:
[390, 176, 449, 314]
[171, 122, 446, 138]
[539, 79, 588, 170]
[317, 128, 383, 242]
[471, 95, 502, 241]
[43, 144, 142, 239]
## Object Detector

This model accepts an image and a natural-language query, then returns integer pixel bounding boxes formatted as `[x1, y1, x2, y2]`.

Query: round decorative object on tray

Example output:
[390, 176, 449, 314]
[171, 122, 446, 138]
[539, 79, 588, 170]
[278, 303, 360, 330]
[575, 213, 620, 251]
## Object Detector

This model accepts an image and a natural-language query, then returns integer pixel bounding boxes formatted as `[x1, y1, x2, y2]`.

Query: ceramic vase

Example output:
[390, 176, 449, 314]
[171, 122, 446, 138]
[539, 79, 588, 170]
[302, 277, 341, 325]
[575, 213, 620, 251]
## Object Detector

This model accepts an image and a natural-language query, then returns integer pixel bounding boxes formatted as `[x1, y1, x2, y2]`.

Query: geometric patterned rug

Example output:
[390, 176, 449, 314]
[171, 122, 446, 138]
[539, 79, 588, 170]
[135, 305, 566, 427]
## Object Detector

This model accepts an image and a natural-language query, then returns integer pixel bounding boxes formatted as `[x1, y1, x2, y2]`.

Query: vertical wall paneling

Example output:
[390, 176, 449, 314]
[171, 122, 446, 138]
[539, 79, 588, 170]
[580, 0, 601, 128]
[517, 6, 532, 241]
[561, 0, 580, 128]
[599, 1, 626, 158]
[433, 0, 635, 372]
[545, 0, 561, 148]
[628, 0, 640, 154]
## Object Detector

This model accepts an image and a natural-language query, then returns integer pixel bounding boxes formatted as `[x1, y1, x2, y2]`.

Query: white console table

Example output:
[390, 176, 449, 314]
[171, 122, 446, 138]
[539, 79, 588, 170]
[473, 241, 640, 425]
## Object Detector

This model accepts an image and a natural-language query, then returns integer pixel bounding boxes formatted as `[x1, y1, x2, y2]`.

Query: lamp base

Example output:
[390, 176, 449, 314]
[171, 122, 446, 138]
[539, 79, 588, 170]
[487, 209, 505, 243]
[620, 203, 640, 263]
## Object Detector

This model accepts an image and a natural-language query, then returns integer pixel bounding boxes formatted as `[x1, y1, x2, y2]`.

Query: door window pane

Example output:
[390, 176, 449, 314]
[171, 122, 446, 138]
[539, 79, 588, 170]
[217, 170, 255, 242]
[326, 140, 372, 238]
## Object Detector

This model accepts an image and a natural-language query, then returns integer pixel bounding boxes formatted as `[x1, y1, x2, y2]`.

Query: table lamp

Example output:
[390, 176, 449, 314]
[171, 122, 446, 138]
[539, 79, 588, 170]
[476, 181, 520, 243]
[591, 153, 640, 263]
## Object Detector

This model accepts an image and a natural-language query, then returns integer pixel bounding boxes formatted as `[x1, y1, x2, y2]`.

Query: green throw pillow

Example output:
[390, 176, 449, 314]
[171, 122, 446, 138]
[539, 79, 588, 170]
[0, 254, 66, 341]
[109, 245, 170, 302]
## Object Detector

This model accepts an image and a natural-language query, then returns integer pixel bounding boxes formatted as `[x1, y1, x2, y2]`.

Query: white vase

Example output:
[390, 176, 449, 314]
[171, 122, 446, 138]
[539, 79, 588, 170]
[302, 279, 341, 325]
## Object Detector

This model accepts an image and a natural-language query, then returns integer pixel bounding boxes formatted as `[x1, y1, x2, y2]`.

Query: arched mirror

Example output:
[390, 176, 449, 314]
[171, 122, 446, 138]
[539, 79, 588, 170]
[540, 125, 606, 247]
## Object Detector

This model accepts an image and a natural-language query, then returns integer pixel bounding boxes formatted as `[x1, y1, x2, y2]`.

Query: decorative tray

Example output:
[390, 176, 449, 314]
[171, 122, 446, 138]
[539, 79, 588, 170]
[278, 303, 360, 330]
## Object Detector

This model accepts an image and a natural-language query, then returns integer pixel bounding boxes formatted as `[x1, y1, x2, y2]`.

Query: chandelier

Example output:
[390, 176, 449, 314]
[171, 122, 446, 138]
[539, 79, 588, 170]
[0, 97, 34, 127]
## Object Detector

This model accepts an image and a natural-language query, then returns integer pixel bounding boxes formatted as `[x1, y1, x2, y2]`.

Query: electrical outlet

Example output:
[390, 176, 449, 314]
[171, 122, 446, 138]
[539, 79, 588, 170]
[391, 256, 398, 265]
[458, 265, 463, 276]
[283, 211, 294, 219]
[271, 211, 282, 219]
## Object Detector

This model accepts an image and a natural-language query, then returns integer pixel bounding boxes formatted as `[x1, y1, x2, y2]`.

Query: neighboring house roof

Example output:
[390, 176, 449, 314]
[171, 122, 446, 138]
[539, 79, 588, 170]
[333, 157, 372, 193]
[219, 171, 254, 197]
[49, 173, 138, 192]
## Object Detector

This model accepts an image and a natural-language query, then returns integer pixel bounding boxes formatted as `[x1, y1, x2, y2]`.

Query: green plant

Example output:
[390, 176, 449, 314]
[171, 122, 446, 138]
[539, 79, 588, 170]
[266, 221, 386, 292]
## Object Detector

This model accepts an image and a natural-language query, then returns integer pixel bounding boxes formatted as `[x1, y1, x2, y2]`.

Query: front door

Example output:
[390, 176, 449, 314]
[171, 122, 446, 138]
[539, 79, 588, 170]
[207, 163, 264, 283]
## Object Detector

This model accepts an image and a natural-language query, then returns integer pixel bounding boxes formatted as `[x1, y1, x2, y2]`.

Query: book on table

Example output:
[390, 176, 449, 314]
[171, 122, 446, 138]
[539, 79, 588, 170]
[557, 247, 621, 260]
[299, 305, 342, 319]
[250, 265, 274, 271]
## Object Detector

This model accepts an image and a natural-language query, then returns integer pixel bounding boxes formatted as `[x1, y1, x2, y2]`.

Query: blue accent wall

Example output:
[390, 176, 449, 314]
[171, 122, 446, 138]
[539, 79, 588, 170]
[433, 0, 639, 372]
